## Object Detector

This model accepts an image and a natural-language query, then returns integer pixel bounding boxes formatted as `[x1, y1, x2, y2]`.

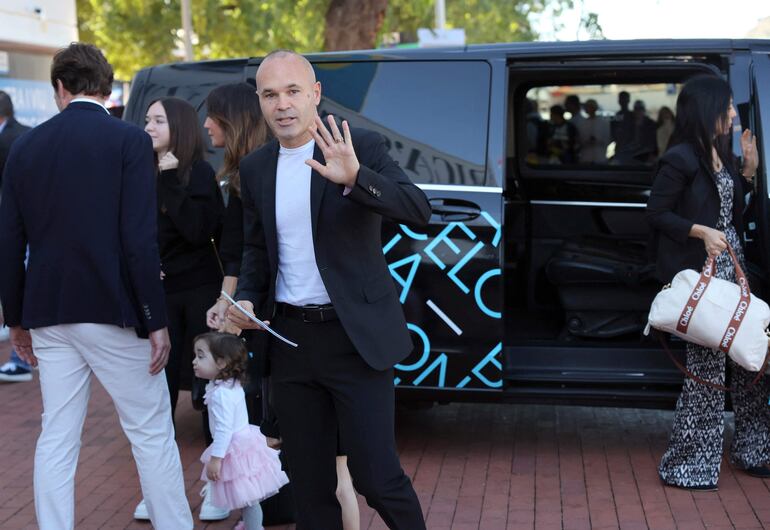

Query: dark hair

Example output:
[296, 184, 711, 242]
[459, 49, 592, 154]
[550, 105, 565, 116]
[667, 75, 733, 170]
[194, 332, 249, 384]
[147, 97, 204, 185]
[50, 43, 113, 97]
[0, 91, 13, 118]
[206, 83, 268, 196]
[565, 95, 580, 107]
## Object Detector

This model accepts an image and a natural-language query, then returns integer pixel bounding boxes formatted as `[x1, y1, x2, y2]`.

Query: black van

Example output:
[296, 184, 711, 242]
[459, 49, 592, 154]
[124, 39, 770, 408]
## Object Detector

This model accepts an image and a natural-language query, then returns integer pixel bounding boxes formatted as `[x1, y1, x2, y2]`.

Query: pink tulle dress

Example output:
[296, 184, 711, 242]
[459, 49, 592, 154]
[200, 379, 289, 510]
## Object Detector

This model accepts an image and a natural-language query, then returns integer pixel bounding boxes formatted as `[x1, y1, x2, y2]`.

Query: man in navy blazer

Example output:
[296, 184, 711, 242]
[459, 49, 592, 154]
[0, 43, 192, 529]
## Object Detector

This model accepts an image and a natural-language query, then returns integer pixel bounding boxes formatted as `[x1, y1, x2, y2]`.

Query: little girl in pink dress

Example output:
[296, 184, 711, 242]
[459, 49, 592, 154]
[193, 332, 289, 530]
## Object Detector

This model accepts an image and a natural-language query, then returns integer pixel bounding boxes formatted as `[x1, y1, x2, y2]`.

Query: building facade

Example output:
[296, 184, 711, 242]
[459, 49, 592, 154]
[0, 1, 78, 126]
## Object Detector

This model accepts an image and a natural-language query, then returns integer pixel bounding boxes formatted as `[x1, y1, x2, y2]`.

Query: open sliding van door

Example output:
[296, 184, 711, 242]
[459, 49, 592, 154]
[748, 52, 770, 293]
[502, 51, 727, 407]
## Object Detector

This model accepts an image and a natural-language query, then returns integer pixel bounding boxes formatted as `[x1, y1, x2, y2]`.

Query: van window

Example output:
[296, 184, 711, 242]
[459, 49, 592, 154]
[314, 61, 491, 186]
[523, 83, 680, 169]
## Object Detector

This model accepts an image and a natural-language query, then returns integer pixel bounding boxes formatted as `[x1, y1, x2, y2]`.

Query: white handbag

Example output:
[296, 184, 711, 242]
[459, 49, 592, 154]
[645, 244, 770, 387]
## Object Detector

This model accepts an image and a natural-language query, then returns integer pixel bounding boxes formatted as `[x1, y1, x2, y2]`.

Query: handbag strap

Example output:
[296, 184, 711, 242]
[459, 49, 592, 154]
[718, 244, 751, 355]
[675, 255, 715, 335]
[655, 330, 769, 392]
[675, 243, 752, 357]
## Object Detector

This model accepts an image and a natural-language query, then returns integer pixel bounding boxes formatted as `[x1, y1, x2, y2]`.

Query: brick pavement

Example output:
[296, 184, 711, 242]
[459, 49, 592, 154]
[2, 337, 770, 529]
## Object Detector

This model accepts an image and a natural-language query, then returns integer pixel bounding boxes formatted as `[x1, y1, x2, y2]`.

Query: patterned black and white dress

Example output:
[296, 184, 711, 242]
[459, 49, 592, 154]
[659, 166, 770, 487]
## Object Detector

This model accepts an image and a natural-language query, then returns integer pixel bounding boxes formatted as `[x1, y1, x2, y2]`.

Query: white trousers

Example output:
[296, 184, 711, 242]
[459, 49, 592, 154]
[31, 323, 193, 530]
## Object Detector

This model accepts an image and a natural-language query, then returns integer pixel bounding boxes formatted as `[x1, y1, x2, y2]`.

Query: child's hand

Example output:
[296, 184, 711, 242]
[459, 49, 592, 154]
[206, 457, 222, 481]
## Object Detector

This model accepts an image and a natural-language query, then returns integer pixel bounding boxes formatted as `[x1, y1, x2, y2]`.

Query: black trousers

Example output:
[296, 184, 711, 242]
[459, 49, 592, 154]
[269, 315, 425, 530]
[165, 282, 219, 444]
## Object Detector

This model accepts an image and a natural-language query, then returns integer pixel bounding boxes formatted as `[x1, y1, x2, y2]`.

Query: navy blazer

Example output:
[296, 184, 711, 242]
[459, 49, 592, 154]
[0, 101, 167, 335]
[646, 142, 749, 283]
[236, 128, 431, 371]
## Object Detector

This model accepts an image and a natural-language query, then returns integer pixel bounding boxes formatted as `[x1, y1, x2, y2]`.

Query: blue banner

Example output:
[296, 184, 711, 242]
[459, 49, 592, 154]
[0, 78, 58, 127]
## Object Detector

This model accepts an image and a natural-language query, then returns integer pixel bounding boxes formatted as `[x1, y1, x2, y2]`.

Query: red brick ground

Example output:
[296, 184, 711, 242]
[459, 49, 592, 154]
[2, 337, 770, 529]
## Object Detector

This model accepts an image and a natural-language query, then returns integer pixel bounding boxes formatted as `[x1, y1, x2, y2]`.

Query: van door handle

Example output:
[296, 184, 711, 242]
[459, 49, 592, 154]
[429, 198, 481, 221]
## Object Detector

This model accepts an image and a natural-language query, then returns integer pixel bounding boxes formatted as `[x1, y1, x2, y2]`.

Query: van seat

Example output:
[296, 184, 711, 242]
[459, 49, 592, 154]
[546, 236, 660, 338]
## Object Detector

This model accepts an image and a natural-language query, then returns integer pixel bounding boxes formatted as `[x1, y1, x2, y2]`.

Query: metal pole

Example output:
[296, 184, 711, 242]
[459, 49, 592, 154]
[435, 0, 446, 30]
[181, 0, 194, 61]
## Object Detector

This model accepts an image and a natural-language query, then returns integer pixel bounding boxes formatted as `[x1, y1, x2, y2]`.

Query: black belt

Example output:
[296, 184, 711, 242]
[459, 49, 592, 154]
[276, 302, 338, 323]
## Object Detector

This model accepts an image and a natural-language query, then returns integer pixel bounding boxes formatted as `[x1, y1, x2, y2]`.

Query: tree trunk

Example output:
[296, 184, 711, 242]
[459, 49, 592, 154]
[324, 0, 388, 51]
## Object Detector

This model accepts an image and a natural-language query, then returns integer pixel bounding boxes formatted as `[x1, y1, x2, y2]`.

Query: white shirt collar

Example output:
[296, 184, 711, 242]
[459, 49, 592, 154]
[69, 98, 110, 114]
[279, 138, 315, 154]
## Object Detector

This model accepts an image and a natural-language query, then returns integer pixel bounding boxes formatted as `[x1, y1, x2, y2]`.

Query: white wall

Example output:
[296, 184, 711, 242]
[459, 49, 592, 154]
[0, 0, 78, 51]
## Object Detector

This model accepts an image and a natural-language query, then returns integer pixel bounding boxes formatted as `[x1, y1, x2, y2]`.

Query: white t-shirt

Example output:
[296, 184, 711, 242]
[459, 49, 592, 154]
[274, 139, 331, 306]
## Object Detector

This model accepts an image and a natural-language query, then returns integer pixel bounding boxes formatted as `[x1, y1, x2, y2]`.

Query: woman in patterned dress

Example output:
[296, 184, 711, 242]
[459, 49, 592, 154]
[647, 75, 761, 491]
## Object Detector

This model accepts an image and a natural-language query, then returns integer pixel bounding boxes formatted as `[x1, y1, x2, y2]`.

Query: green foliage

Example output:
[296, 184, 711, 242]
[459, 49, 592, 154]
[195, 0, 327, 59]
[77, 0, 329, 80]
[77, 0, 180, 80]
[381, 0, 573, 44]
[77, 0, 575, 81]
[581, 11, 605, 40]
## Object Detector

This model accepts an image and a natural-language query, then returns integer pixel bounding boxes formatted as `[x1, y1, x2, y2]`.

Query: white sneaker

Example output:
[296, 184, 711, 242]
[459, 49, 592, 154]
[0, 362, 32, 382]
[133, 499, 150, 520]
[199, 483, 230, 521]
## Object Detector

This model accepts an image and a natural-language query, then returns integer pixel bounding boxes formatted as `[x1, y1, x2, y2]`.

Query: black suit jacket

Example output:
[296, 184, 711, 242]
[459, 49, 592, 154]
[236, 128, 431, 371]
[0, 101, 167, 335]
[0, 117, 31, 187]
[646, 142, 749, 283]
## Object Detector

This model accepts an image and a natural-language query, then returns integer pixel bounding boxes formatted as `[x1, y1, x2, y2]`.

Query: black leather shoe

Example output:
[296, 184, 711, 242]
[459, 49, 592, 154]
[744, 466, 770, 478]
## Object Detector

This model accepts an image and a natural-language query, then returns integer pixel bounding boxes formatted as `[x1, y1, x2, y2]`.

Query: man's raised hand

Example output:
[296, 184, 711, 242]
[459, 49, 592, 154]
[306, 114, 360, 188]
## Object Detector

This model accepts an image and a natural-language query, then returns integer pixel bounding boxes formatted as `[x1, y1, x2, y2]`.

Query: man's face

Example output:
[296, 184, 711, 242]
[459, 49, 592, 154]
[256, 55, 321, 148]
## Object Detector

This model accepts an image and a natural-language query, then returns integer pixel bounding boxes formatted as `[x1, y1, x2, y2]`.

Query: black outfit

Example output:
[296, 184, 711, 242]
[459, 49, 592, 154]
[647, 143, 770, 487]
[218, 185, 267, 420]
[611, 108, 634, 161]
[157, 159, 223, 414]
[646, 143, 748, 283]
[219, 189, 244, 277]
[628, 116, 658, 163]
[237, 129, 431, 530]
[0, 117, 31, 188]
[544, 121, 577, 163]
[0, 103, 166, 335]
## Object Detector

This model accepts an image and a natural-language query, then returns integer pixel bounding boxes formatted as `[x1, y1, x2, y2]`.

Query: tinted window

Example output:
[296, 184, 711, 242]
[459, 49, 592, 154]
[315, 61, 491, 186]
[523, 83, 680, 169]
